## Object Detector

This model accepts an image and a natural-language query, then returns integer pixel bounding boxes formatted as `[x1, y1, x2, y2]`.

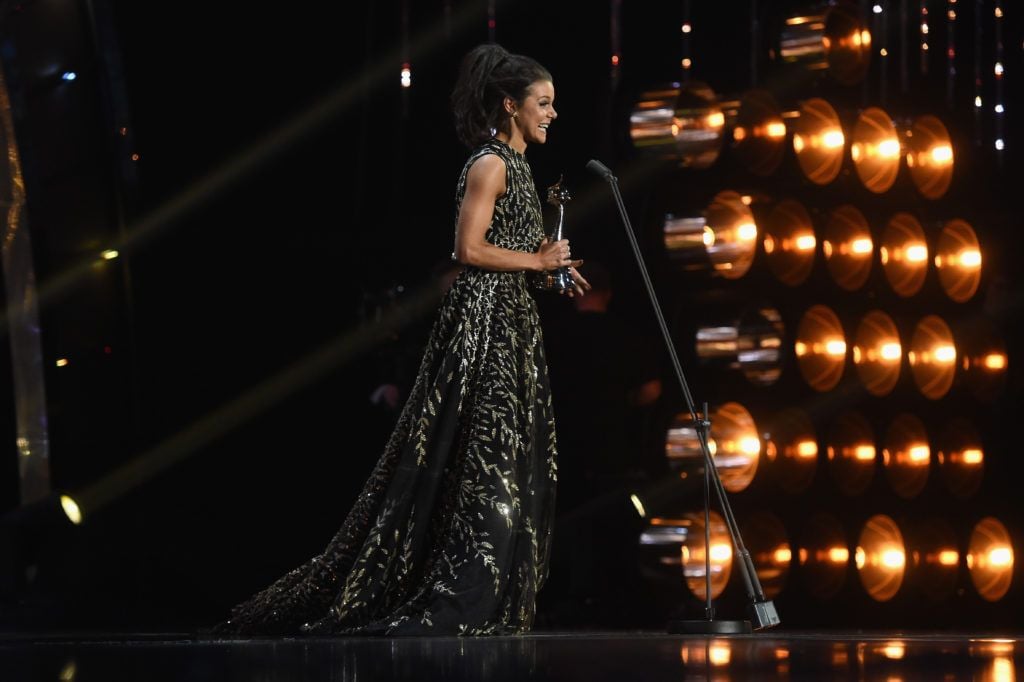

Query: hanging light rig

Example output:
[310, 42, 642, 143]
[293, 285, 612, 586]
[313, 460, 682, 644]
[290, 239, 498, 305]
[994, 1, 1005, 154]
[920, 0, 929, 75]
[681, 0, 693, 81]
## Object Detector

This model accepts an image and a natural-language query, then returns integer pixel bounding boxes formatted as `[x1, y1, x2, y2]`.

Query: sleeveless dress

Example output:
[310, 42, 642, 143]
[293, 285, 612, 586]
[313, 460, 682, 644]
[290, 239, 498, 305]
[218, 138, 559, 636]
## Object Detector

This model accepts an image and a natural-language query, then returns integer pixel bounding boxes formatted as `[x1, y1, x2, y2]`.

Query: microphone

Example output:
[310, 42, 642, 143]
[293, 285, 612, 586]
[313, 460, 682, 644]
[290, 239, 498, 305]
[585, 159, 614, 179]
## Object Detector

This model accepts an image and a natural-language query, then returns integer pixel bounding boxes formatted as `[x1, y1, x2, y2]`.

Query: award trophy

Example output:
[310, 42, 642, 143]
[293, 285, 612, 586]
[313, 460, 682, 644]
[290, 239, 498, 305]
[532, 176, 574, 292]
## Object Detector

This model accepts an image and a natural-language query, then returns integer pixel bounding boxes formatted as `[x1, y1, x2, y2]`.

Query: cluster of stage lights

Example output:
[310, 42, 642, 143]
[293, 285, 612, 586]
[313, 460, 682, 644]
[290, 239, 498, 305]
[631, 1, 1015, 610]
[640, 506, 1014, 603]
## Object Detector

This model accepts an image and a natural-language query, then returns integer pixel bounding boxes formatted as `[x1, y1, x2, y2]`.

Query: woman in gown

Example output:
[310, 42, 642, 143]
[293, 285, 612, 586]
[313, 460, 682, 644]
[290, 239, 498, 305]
[218, 44, 589, 636]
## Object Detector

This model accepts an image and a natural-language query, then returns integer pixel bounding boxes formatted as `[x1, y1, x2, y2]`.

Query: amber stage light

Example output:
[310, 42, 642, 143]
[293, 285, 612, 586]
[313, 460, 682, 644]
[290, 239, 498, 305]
[936, 419, 984, 499]
[630, 82, 725, 168]
[666, 402, 760, 493]
[732, 90, 788, 176]
[798, 512, 849, 599]
[695, 307, 784, 386]
[792, 98, 845, 185]
[856, 514, 906, 602]
[826, 411, 876, 496]
[880, 213, 928, 297]
[823, 205, 873, 291]
[741, 512, 792, 599]
[852, 310, 902, 396]
[762, 200, 816, 286]
[907, 518, 959, 601]
[882, 414, 931, 499]
[906, 115, 954, 199]
[959, 320, 1008, 401]
[908, 315, 957, 399]
[664, 190, 758, 279]
[851, 107, 901, 193]
[934, 219, 982, 302]
[795, 304, 846, 391]
[967, 518, 1014, 602]
[780, 2, 872, 85]
[680, 510, 734, 600]
[764, 408, 817, 494]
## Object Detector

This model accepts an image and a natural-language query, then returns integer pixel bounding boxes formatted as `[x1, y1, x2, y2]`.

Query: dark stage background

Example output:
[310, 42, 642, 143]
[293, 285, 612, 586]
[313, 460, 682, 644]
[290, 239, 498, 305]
[0, 0, 1022, 632]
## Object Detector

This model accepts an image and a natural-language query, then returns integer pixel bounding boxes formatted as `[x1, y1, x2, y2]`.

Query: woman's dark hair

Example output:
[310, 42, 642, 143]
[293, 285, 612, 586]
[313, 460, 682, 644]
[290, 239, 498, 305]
[451, 44, 552, 148]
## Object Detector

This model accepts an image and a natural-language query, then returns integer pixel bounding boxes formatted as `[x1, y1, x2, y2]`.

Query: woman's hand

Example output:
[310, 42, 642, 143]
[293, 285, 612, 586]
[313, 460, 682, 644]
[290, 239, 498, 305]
[563, 265, 591, 298]
[535, 237, 576, 272]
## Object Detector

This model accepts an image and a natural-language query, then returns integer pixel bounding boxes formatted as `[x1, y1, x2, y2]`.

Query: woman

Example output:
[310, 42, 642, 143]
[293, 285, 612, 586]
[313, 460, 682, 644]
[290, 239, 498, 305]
[218, 43, 587, 636]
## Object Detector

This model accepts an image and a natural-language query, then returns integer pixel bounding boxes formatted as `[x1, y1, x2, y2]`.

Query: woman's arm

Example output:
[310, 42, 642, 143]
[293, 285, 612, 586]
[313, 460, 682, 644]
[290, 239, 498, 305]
[453, 154, 572, 273]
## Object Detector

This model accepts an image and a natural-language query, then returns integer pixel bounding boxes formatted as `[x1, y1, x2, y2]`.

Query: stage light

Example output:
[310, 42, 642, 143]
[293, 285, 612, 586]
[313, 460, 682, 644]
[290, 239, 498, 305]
[882, 414, 930, 499]
[780, 2, 872, 85]
[663, 190, 758, 279]
[826, 411, 876, 496]
[60, 71, 76, 82]
[905, 115, 954, 199]
[795, 305, 846, 391]
[851, 107, 901, 193]
[823, 206, 873, 290]
[762, 200, 816, 286]
[101, 250, 119, 261]
[679, 510, 733, 600]
[695, 307, 784, 385]
[960, 320, 1008, 401]
[679, 641, 733, 666]
[666, 402, 760, 492]
[59, 495, 82, 525]
[630, 494, 647, 518]
[792, 99, 845, 185]
[907, 518, 959, 600]
[967, 518, 1014, 601]
[936, 419, 984, 499]
[908, 315, 957, 399]
[798, 513, 848, 598]
[935, 219, 982, 302]
[879, 213, 928, 296]
[733, 90, 786, 175]
[764, 408, 817, 494]
[630, 82, 725, 167]
[741, 512, 792, 598]
[856, 514, 906, 601]
[851, 310, 901, 396]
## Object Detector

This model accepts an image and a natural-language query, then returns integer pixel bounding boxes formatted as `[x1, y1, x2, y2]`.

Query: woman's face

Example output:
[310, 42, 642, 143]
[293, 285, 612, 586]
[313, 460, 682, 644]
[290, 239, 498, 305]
[512, 80, 557, 145]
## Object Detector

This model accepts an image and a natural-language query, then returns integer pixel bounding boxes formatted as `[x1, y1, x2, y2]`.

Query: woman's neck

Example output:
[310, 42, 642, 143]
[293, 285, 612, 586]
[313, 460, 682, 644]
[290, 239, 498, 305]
[495, 130, 526, 154]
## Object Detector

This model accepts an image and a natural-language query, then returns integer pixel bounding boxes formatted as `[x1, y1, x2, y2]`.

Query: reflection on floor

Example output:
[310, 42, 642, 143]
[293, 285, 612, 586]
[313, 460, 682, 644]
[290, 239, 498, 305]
[2, 631, 1022, 681]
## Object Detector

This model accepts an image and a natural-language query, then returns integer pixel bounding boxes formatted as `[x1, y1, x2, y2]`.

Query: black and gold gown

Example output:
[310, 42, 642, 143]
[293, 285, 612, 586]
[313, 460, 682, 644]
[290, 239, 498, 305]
[219, 138, 558, 636]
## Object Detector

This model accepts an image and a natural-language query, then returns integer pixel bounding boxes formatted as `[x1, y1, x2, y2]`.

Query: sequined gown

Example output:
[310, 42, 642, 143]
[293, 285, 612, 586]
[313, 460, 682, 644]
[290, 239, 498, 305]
[219, 139, 558, 636]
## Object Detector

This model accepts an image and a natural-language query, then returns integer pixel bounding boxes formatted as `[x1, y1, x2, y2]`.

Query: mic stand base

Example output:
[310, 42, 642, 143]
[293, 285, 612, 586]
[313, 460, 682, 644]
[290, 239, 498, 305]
[667, 619, 752, 635]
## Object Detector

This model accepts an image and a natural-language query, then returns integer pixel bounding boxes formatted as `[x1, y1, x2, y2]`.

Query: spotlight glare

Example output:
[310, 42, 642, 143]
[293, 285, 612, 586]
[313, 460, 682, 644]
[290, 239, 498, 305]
[988, 547, 1013, 567]
[737, 222, 758, 241]
[60, 495, 83, 525]
[850, 238, 873, 254]
[829, 547, 850, 563]
[958, 249, 982, 268]
[880, 342, 902, 361]
[795, 234, 816, 251]
[854, 445, 876, 461]
[930, 144, 954, 163]
[101, 250, 119, 260]
[774, 547, 793, 563]
[961, 448, 984, 465]
[796, 440, 818, 458]
[767, 122, 787, 138]
[825, 339, 847, 356]
[933, 345, 956, 363]
[938, 550, 959, 566]
[905, 244, 928, 262]
[908, 445, 930, 462]
[881, 548, 906, 568]
[630, 493, 646, 518]
[822, 129, 845, 149]
[983, 353, 1007, 370]
[710, 543, 733, 562]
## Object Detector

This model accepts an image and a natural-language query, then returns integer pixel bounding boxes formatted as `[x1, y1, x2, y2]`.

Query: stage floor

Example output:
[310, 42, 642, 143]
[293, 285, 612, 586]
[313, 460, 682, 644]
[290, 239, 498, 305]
[2, 630, 1021, 680]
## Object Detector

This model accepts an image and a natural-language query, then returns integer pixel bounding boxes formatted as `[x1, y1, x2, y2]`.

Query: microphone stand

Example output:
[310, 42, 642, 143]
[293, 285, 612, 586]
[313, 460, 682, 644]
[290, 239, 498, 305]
[586, 159, 780, 634]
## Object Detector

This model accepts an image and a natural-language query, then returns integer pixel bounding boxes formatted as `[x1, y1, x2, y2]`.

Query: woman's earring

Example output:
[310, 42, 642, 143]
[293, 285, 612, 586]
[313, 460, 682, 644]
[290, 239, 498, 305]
[512, 111, 519, 119]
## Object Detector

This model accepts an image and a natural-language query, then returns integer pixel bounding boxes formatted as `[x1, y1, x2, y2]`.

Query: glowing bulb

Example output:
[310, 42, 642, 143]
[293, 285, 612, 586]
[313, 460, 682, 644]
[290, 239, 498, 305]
[60, 495, 82, 525]
[822, 130, 845, 149]
[55, 358, 69, 368]
[400, 64, 412, 88]
[988, 547, 1014, 567]
[825, 339, 847, 356]
[860, 30, 872, 46]
[630, 494, 646, 518]
[774, 547, 793, 563]
[975, 96, 983, 108]
[710, 543, 733, 562]
[881, 548, 906, 568]
[882, 643, 906, 660]
[763, 235, 775, 254]
[880, 342, 902, 361]
[733, 126, 747, 142]
[958, 249, 982, 268]
[829, 547, 850, 563]
[706, 112, 725, 128]
[101, 250, 119, 260]
[854, 445, 876, 461]
[877, 138, 901, 158]
[996, 139, 1005, 151]
[795, 234, 816, 251]
[850, 238, 873, 254]
[737, 222, 758, 241]
[740, 437, 761, 455]
[938, 550, 959, 566]
[709, 645, 731, 666]
[933, 345, 956, 363]
[681, 22, 692, 34]
[908, 445, 930, 462]
[796, 440, 818, 458]
[995, 62, 1004, 76]
[793, 134, 806, 153]
[702, 226, 716, 247]
[929, 144, 953, 163]
[961, 448, 984, 465]
[794, 341, 808, 356]
[873, 4, 883, 13]
[766, 122, 787, 138]
[905, 244, 928, 262]
[682, 58, 693, 69]
[983, 353, 1007, 370]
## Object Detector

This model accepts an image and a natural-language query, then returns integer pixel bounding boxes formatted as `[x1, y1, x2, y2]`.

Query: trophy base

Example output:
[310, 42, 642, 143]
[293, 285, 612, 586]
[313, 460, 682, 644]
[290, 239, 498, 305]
[532, 268, 573, 292]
